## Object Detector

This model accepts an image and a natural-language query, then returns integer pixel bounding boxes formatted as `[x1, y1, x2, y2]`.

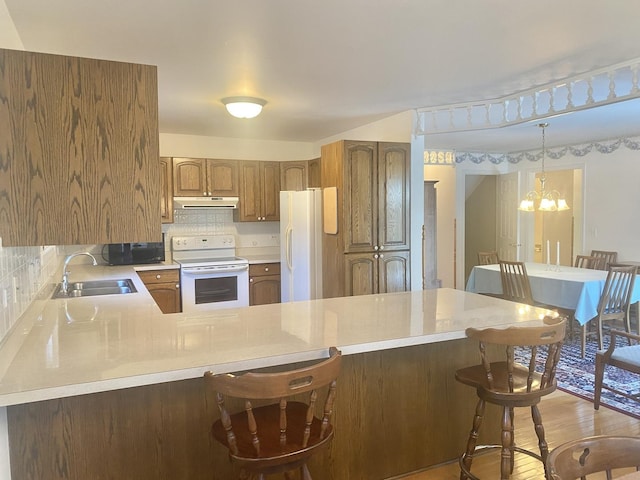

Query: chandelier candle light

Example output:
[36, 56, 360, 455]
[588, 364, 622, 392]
[518, 123, 570, 212]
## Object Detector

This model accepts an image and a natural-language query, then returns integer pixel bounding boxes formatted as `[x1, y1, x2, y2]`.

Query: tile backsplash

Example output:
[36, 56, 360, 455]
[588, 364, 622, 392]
[0, 244, 62, 344]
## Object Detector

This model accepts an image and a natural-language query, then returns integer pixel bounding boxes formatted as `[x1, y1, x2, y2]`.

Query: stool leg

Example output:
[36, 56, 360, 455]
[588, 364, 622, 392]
[531, 404, 550, 479]
[460, 398, 485, 480]
[594, 353, 605, 410]
[500, 406, 513, 480]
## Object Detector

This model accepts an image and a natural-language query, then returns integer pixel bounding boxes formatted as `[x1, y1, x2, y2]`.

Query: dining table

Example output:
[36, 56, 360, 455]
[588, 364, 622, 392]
[466, 262, 640, 325]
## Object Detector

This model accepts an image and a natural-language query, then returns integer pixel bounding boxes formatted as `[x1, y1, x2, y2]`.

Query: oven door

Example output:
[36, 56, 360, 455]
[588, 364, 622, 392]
[180, 264, 249, 312]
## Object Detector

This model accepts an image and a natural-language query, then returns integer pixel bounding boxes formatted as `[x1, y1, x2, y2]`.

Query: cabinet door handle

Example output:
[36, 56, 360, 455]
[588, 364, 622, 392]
[379, 245, 384, 251]
[264, 267, 269, 272]
[250, 278, 254, 283]
[374, 254, 379, 259]
[379, 253, 384, 259]
[175, 284, 180, 289]
[156, 274, 161, 279]
[374, 245, 379, 251]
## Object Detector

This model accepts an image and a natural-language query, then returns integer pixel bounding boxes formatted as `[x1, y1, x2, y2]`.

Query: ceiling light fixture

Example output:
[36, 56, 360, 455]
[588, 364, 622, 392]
[518, 123, 570, 212]
[221, 96, 267, 119]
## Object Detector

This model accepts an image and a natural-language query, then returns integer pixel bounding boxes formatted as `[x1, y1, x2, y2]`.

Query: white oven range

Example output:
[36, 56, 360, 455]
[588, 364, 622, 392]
[172, 235, 249, 312]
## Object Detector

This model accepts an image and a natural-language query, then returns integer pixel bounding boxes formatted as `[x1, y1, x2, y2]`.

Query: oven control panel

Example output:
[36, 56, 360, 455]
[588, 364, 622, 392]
[172, 235, 236, 251]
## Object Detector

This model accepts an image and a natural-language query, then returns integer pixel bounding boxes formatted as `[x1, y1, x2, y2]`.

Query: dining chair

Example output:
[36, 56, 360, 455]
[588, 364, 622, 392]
[574, 254, 604, 270]
[546, 435, 640, 479]
[590, 250, 618, 270]
[477, 251, 499, 265]
[594, 329, 640, 410]
[581, 264, 637, 356]
[204, 347, 342, 480]
[498, 260, 555, 309]
[456, 316, 566, 480]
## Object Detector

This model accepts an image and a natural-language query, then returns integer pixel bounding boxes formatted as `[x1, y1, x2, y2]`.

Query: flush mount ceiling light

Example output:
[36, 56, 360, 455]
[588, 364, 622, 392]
[221, 96, 267, 119]
[518, 123, 570, 212]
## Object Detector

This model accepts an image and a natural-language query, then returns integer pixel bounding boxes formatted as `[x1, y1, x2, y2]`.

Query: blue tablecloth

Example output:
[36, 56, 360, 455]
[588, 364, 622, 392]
[466, 263, 640, 325]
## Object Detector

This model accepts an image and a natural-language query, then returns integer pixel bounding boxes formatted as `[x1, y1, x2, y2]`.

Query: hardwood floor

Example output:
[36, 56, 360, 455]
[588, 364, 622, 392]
[393, 390, 640, 479]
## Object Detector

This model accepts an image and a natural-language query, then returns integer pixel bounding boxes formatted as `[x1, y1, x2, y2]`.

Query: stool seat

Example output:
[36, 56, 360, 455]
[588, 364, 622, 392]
[456, 316, 566, 480]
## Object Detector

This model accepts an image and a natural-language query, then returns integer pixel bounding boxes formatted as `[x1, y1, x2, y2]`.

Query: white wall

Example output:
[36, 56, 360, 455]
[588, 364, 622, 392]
[451, 141, 640, 287]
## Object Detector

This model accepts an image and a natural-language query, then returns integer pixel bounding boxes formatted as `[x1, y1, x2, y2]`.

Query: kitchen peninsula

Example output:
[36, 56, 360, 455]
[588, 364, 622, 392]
[0, 265, 554, 479]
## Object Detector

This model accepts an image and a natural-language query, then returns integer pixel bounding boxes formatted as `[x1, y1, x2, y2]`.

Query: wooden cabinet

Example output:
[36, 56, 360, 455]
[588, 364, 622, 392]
[172, 158, 239, 197]
[307, 157, 321, 188]
[137, 269, 181, 314]
[321, 140, 411, 298]
[280, 161, 308, 191]
[249, 263, 281, 305]
[0, 48, 161, 246]
[344, 251, 410, 296]
[159, 157, 174, 223]
[237, 161, 280, 222]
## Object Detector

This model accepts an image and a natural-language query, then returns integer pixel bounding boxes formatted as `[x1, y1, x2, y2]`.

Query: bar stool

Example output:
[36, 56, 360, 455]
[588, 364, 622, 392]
[456, 316, 566, 480]
[546, 435, 640, 479]
[204, 347, 341, 480]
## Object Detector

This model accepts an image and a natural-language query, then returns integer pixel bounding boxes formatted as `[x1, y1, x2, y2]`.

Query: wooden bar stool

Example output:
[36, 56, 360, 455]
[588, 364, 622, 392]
[456, 316, 566, 480]
[204, 347, 341, 480]
[546, 435, 640, 479]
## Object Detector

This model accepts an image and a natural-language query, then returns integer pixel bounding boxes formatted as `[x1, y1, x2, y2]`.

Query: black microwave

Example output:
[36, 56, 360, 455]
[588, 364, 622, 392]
[106, 237, 165, 265]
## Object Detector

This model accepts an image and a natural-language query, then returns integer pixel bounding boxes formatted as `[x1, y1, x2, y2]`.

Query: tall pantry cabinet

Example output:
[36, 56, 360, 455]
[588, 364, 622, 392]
[321, 140, 411, 298]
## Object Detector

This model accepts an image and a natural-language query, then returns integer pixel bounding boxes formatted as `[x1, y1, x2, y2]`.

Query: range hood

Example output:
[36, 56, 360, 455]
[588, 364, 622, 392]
[173, 196, 239, 209]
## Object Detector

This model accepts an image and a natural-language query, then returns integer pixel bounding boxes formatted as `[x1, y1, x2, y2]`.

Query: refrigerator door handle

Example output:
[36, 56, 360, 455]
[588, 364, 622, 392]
[285, 225, 294, 271]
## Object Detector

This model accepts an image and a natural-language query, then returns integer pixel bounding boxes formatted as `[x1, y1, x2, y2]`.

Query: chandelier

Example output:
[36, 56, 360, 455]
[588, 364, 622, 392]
[518, 123, 570, 212]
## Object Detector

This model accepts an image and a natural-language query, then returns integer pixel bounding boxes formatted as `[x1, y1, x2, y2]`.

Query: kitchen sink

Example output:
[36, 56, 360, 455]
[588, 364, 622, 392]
[52, 279, 138, 299]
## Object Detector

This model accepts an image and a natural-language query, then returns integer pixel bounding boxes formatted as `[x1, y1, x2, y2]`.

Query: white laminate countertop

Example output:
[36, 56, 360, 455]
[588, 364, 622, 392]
[0, 265, 554, 407]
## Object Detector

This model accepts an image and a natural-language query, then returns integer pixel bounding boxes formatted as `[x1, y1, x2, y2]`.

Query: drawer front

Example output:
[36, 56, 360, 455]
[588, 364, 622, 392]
[249, 262, 281, 277]
[137, 268, 180, 285]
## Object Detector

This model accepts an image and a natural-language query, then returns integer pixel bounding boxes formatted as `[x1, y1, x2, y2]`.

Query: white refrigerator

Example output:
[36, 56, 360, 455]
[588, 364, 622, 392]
[280, 189, 323, 302]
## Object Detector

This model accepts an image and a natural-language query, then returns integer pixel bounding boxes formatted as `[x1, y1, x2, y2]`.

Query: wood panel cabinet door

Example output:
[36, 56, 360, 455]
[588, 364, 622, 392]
[173, 158, 207, 196]
[343, 142, 378, 253]
[378, 250, 411, 293]
[207, 159, 239, 196]
[344, 253, 377, 296]
[377, 143, 411, 251]
[308, 158, 321, 188]
[0, 48, 160, 246]
[280, 161, 307, 191]
[237, 161, 280, 222]
[261, 162, 280, 221]
[160, 157, 174, 223]
[148, 284, 181, 314]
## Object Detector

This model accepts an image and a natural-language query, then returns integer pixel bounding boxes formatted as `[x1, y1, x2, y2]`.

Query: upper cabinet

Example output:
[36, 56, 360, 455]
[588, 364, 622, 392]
[172, 158, 238, 197]
[280, 161, 308, 191]
[159, 157, 174, 224]
[307, 158, 321, 188]
[321, 140, 411, 298]
[0, 48, 161, 246]
[236, 161, 280, 222]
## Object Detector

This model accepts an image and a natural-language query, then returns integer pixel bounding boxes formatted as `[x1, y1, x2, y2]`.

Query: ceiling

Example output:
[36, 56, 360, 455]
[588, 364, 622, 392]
[3, 0, 640, 151]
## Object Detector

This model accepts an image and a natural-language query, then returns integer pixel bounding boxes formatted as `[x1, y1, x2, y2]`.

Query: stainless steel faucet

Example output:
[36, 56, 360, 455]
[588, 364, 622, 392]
[61, 252, 98, 293]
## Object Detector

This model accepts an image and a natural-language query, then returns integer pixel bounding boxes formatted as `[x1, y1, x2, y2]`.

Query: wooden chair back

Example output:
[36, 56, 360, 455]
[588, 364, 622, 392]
[499, 260, 535, 305]
[574, 254, 604, 270]
[477, 251, 499, 265]
[461, 316, 566, 398]
[205, 347, 341, 479]
[547, 435, 640, 479]
[590, 250, 618, 270]
[597, 265, 637, 319]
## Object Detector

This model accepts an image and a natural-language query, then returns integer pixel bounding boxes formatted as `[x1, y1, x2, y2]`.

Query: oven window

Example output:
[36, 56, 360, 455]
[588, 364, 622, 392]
[194, 276, 238, 304]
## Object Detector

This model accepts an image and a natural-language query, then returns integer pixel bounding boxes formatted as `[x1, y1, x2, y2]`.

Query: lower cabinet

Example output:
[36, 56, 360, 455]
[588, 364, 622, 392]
[137, 268, 181, 314]
[344, 251, 410, 296]
[249, 263, 281, 306]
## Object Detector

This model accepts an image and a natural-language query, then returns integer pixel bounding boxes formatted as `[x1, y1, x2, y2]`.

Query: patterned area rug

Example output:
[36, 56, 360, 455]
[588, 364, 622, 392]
[517, 333, 640, 419]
